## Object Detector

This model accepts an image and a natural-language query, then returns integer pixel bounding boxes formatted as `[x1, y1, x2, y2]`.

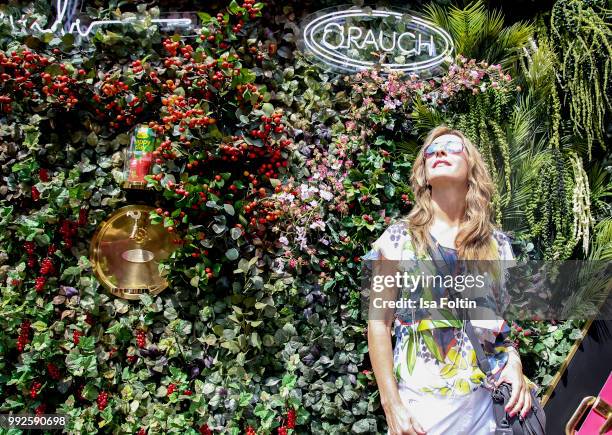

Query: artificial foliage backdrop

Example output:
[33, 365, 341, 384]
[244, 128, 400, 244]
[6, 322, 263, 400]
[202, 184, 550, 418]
[0, 0, 610, 434]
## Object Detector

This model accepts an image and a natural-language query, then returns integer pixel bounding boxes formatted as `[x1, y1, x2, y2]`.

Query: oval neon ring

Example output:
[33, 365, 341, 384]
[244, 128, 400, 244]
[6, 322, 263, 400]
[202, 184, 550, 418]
[302, 9, 454, 73]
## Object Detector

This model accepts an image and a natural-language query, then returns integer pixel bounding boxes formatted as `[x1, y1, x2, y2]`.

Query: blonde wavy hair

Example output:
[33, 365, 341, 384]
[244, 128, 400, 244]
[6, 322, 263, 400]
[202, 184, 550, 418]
[401, 125, 500, 261]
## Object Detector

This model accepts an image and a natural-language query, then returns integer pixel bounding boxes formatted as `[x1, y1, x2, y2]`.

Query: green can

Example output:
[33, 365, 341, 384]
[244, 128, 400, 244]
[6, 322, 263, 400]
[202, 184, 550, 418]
[132, 125, 157, 153]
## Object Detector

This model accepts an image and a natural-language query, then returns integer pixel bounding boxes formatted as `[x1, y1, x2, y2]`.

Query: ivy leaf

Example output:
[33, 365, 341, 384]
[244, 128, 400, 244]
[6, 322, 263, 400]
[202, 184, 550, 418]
[228, 0, 240, 14]
[262, 103, 274, 116]
[384, 184, 395, 198]
[225, 248, 239, 261]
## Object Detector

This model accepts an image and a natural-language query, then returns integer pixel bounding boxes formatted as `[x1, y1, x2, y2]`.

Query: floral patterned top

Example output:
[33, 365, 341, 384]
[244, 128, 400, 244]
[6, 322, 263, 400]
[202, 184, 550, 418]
[362, 220, 517, 397]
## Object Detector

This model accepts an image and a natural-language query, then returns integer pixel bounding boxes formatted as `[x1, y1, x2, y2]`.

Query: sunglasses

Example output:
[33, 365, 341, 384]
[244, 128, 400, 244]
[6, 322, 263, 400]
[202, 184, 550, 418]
[424, 139, 465, 159]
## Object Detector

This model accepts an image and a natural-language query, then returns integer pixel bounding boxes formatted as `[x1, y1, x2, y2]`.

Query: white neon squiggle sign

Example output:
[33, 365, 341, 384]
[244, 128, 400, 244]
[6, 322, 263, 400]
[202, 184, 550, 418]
[300, 7, 454, 73]
[0, 0, 197, 39]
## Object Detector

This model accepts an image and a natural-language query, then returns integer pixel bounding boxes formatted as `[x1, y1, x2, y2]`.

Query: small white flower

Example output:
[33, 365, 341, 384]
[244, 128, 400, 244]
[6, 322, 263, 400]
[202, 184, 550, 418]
[309, 219, 326, 231]
[320, 190, 334, 201]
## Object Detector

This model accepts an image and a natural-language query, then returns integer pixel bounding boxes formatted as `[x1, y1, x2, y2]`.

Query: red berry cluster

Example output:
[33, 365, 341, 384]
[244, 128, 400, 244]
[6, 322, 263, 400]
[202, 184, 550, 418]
[286, 408, 296, 429]
[91, 70, 144, 129]
[24, 241, 37, 268]
[162, 39, 181, 57]
[40, 257, 55, 275]
[59, 219, 78, 249]
[34, 276, 46, 293]
[29, 381, 42, 399]
[41, 70, 79, 108]
[245, 426, 256, 435]
[276, 407, 296, 434]
[236, 82, 263, 108]
[47, 363, 61, 380]
[167, 383, 177, 396]
[38, 168, 49, 182]
[78, 208, 88, 226]
[158, 94, 217, 136]
[31, 185, 40, 201]
[240, 0, 260, 19]
[131, 59, 144, 74]
[16, 320, 31, 352]
[199, 424, 212, 435]
[24, 241, 35, 254]
[136, 329, 146, 348]
[0, 49, 49, 112]
[126, 354, 137, 364]
[73, 330, 82, 345]
[97, 391, 109, 410]
[75, 384, 85, 402]
[35, 403, 46, 416]
[137, 428, 147, 435]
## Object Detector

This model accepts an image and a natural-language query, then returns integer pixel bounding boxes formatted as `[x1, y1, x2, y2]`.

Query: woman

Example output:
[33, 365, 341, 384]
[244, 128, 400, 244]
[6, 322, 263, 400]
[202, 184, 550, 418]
[365, 125, 536, 435]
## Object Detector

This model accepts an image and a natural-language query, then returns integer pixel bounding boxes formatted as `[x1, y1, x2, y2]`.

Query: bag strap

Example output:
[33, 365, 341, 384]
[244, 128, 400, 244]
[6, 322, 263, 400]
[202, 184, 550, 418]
[426, 241, 493, 378]
[463, 313, 493, 378]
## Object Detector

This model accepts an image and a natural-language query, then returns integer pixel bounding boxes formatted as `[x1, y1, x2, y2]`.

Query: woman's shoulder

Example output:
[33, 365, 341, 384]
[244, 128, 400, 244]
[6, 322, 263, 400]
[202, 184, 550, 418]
[362, 219, 414, 261]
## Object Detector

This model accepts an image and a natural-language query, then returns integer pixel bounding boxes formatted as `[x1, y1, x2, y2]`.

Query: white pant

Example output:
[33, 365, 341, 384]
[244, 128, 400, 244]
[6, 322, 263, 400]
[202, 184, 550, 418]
[387, 385, 497, 435]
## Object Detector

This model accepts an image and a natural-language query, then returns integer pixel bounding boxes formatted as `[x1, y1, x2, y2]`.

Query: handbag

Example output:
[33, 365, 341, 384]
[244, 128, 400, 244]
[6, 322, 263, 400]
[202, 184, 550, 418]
[464, 317, 547, 435]
[427, 240, 547, 435]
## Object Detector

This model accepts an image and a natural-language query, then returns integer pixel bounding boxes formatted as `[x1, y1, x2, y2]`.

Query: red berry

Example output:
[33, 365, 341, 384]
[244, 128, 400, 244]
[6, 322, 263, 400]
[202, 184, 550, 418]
[31, 186, 40, 201]
[38, 168, 49, 182]
[35, 403, 46, 415]
[34, 276, 46, 292]
[199, 425, 212, 435]
[47, 363, 61, 380]
[277, 426, 287, 435]
[30, 381, 42, 398]
[73, 330, 81, 345]
[287, 408, 296, 429]
[97, 391, 109, 410]
[76, 384, 85, 401]
[78, 208, 88, 226]
[136, 329, 146, 348]
[167, 383, 176, 396]
[24, 241, 35, 254]
[40, 257, 54, 275]
[246, 426, 256, 435]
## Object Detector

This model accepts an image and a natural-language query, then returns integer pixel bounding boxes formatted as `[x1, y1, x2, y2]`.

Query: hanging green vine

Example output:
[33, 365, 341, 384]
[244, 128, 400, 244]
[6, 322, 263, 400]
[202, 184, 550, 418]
[551, 0, 612, 157]
[450, 87, 512, 224]
[569, 153, 595, 256]
[525, 149, 578, 260]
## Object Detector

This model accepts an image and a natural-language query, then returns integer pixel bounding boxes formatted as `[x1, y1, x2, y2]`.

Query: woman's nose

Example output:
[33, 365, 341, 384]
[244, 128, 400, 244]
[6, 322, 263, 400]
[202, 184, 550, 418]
[434, 147, 447, 157]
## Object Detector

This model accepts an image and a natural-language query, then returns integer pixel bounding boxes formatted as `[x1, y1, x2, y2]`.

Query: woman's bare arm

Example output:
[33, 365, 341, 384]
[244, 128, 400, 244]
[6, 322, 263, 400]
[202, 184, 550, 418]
[367, 253, 426, 435]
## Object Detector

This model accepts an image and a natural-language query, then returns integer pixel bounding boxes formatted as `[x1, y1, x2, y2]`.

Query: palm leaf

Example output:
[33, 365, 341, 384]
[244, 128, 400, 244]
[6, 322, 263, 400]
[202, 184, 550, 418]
[589, 218, 612, 260]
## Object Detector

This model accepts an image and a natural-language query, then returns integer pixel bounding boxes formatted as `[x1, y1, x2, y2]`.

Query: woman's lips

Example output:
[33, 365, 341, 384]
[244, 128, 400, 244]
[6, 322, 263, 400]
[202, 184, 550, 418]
[433, 160, 451, 168]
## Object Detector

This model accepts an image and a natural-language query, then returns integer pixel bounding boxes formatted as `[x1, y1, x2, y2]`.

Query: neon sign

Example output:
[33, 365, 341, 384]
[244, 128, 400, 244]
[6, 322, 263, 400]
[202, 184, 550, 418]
[299, 6, 454, 74]
[0, 0, 197, 39]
